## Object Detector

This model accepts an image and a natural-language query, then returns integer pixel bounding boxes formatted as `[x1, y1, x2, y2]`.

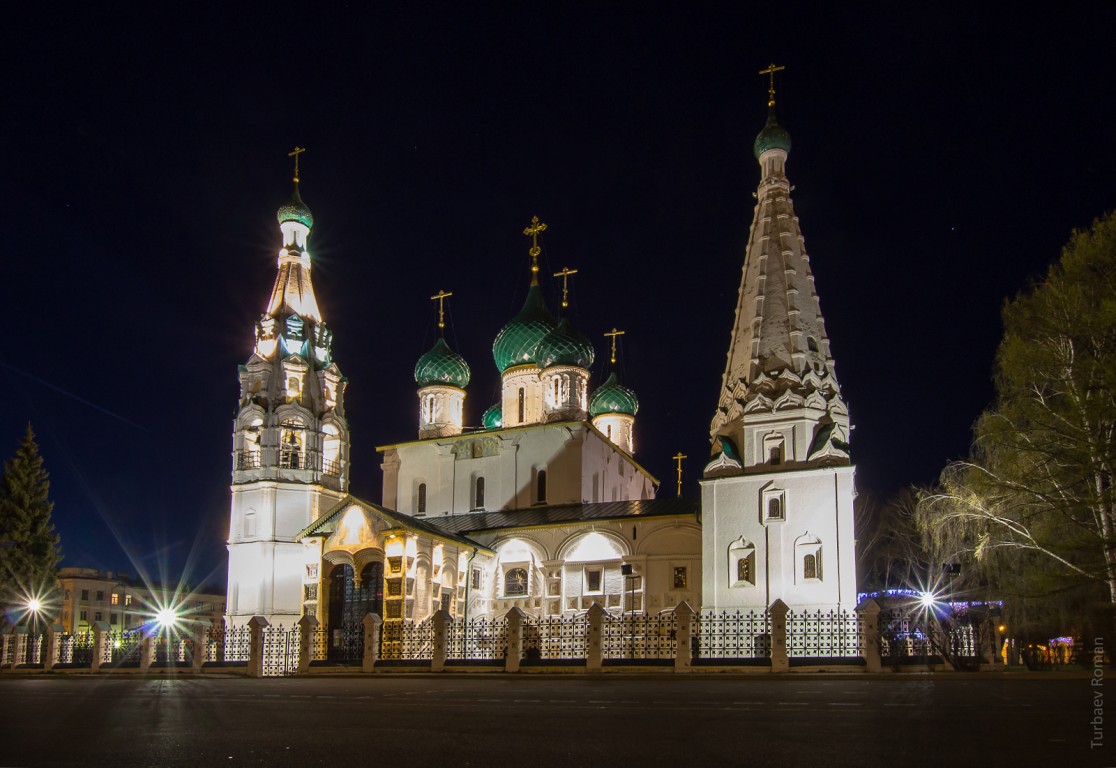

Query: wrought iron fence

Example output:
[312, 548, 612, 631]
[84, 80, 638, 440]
[62, 631, 95, 666]
[694, 610, 771, 659]
[523, 613, 590, 660]
[445, 616, 507, 660]
[309, 626, 329, 663]
[106, 629, 144, 665]
[153, 633, 194, 665]
[602, 612, 677, 660]
[381, 618, 436, 660]
[13, 633, 44, 665]
[787, 609, 862, 658]
[262, 625, 299, 676]
[205, 625, 251, 663]
[324, 622, 364, 664]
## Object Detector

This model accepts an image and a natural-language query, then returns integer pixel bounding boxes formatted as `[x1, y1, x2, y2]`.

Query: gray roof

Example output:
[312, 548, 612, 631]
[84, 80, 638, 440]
[427, 497, 700, 535]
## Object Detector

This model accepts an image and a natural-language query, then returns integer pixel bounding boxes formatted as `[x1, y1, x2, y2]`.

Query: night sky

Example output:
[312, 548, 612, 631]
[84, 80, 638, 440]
[5, 6, 1115, 590]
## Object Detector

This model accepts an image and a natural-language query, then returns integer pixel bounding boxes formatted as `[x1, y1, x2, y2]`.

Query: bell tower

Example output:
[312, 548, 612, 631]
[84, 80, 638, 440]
[701, 69, 857, 613]
[226, 149, 350, 627]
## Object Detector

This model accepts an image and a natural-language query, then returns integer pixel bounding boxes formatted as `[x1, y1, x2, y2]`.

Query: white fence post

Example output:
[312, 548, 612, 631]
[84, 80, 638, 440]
[247, 616, 269, 678]
[586, 603, 606, 672]
[857, 599, 881, 673]
[362, 613, 383, 673]
[431, 611, 449, 672]
[674, 601, 695, 672]
[505, 608, 526, 673]
[298, 615, 319, 674]
[769, 600, 789, 673]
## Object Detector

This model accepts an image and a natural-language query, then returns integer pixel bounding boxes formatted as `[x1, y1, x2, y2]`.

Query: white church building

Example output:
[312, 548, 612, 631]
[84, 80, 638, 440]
[224, 97, 858, 637]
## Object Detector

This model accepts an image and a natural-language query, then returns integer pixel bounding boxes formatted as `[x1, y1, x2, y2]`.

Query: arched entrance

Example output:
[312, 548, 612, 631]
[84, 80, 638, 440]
[327, 562, 384, 661]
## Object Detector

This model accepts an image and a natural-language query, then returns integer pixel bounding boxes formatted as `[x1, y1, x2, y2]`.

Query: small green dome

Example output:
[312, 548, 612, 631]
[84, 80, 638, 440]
[536, 318, 595, 370]
[415, 338, 470, 389]
[492, 284, 557, 372]
[753, 109, 792, 159]
[277, 186, 314, 229]
[481, 402, 503, 430]
[589, 371, 639, 416]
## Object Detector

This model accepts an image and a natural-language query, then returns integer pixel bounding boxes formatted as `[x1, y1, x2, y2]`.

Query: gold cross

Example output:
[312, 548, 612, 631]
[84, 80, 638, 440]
[604, 328, 625, 365]
[288, 146, 307, 184]
[672, 452, 687, 497]
[523, 216, 548, 284]
[553, 266, 579, 309]
[758, 63, 785, 107]
[430, 289, 453, 332]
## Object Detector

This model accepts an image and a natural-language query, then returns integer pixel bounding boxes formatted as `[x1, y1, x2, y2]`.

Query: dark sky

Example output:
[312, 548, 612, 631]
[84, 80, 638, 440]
[4, 5, 1115, 590]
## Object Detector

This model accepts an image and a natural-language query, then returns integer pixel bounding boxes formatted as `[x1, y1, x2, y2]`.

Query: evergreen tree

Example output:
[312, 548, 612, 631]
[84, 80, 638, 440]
[0, 424, 62, 609]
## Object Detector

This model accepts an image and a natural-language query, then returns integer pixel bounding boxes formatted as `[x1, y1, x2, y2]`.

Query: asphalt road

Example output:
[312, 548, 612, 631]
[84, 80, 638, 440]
[0, 674, 1104, 767]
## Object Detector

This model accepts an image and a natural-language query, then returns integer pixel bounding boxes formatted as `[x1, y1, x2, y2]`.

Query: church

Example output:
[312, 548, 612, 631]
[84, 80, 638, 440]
[223, 84, 858, 641]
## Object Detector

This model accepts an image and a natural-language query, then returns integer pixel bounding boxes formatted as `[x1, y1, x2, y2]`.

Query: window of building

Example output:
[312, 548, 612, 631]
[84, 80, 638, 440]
[94, 611, 102, 622]
[584, 568, 602, 593]
[304, 584, 318, 601]
[536, 470, 547, 504]
[770, 445, 782, 464]
[111, 593, 119, 605]
[767, 497, 782, 519]
[110, 613, 118, 625]
[737, 558, 751, 583]
[417, 483, 427, 515]
[244, 511, 257, 537]
[79, 610, 87, 621]
[673, 567, 688, 589]
[504, 568, 528, 597]
[471, 568, 481, 590]
[306, 564, 319, 580]
[125, 594, 133, 606]
[518, 388, 525, 423]
[94, 590, 103, 602]
[81, 589, 89, 601]
[803, 554, 818, 580]
[474, 477, 485, 509]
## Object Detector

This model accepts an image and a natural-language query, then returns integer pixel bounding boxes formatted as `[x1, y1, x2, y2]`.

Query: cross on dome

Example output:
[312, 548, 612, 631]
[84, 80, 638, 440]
[523, 215, 548, 285]
[604, 327, 626, 365]
[553, 266, 578, 310]
[288, 146, 306, 185]
[758, 63, 785, 108]
[430, 289, 453, 335]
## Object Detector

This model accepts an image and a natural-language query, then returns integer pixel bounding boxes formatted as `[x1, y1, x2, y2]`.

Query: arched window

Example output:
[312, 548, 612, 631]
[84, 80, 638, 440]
[770, 445, 782, 464]
[737, 557, 751, 582]
[474, 477, 485, 509]
[553, 379, 559, 402]
[807, 336, 819, 353]
[504, 568, 528, 596]
[803, 554, 817, 580]
[518, 388, 525, 423]
[417, 483, 427, 515]
[536, 470, 547, 504]
[768, 497, 783, 520]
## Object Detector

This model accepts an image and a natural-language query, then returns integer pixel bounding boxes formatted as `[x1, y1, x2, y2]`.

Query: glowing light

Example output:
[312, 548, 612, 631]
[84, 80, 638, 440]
[113, 639, 122, 649]
[918, 591, 938, 609]
[155, 607, 179, 628]
[25, 598, 42, 614]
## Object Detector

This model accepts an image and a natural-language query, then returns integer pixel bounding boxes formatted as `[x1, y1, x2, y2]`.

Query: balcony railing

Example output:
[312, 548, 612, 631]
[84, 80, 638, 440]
[321, 458, 342, 477]
[233, 450, 342, 477]
[235, 451, 261, 470]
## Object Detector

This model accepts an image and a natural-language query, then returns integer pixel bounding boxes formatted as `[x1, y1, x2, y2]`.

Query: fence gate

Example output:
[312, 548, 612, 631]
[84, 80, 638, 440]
[261, 626, 299, 677]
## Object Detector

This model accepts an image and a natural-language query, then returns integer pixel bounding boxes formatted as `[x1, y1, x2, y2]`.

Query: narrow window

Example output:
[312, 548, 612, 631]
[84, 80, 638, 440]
[94, 611, 102, 622]
[673, 567, 688, 589]
[125, 594, 132, 606]
[767, 497, 783, 520]
[737, 558, 751, 583]
[474, 477, 485, 509]
[553, 379, 559, 402]
[96, 591, 104, 602]
[505, 568, 528, 596]
[471, 568, 481, 589]
[607, 424, 612, 439]
[585, 568, 602, 592]
[417, 483, 427, 515]
[770, 445, 782, 464]
[537, 470, 547, 504]
[518, 388, 525, 423]
[804, 554, 817, 580]
[111, 593, 119, 605]
[807, 337, 819, 353]
[81, 589, 89, 601]
[110, 613, 118, 625]
[79, 610, 87, 621]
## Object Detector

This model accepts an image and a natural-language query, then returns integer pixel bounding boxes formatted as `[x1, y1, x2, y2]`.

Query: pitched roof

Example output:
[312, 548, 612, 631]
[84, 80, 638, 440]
[428, 497, 699, 534]
[296, 495, 491, 552]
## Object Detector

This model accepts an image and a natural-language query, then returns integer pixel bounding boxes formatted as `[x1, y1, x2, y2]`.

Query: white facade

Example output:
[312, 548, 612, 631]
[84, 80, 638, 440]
[380, 421, 655, 518]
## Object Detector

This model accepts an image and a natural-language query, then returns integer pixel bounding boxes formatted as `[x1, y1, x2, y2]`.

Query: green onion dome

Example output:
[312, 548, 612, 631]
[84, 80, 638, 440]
[481, 402, 503, 430]
[753, 109, 792, 159]
[492, 284, 557, 373]
[414, 338, 471, 389]
[589, 371, 639, 417]
[277, 186, 314, 229]
[536, 318, 595, 370]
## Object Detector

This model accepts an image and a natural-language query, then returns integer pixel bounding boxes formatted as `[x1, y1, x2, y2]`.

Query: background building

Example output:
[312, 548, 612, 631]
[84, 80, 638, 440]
[58, 567, 225, 633]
